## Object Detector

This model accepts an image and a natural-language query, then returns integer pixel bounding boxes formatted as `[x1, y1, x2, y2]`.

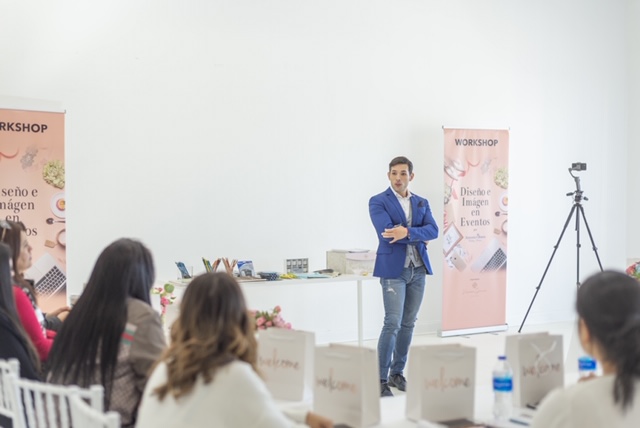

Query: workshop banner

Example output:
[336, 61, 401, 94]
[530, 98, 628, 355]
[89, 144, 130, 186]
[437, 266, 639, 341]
[442, 128, 509, 334]
[0, 108, 66, 312]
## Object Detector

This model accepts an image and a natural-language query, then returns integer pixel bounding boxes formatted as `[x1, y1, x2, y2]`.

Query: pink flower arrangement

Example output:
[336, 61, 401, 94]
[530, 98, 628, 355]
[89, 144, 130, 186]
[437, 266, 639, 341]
[152, 283, 177, 323]
[250, 305, 292, 330]
[626, 261, 640, 281]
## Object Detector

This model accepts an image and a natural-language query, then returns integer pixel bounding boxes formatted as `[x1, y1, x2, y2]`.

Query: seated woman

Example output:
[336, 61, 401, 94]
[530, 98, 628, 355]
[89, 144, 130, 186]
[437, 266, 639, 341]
[1, 220, 69, 361]
[136, 272, 333, 428]
[0, 242, 41, 428]
[0, 242, 40, 380]
[46, 238, 166, 428]
[532, 270, 640, 428]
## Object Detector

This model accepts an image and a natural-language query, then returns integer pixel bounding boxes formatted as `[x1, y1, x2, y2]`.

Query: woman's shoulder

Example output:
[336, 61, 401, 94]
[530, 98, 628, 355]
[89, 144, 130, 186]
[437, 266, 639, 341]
[126, 297, 157, 320]
[126, 296, 153, 309]
[532, 385, 574, 428]
[216, 360, 263, 388]
[19, 283, 36, 301]
[147, 360, 254, 388]
[146, 360, 169, 386]
[12, 286, 33, 308]
[12, 284, 27, 297]
[146, 360, 261, 402]
[124, 297, 164, 346]
[548, 376, 615, 404]
[533, 376, 620, 428]
[221, 360, 256, 377]
[565, 375, 616, 400]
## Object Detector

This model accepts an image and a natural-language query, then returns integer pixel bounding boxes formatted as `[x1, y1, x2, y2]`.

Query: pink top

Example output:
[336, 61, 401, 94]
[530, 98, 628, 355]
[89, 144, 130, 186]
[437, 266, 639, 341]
[13, 285, 52, 361]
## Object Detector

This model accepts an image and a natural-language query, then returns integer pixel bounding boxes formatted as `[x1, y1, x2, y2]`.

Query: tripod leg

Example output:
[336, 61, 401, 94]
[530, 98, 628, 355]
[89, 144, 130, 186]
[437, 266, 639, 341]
[577, 204, 604, 273]
[518, 205, 577, 333]
[575, 202, 581, 289]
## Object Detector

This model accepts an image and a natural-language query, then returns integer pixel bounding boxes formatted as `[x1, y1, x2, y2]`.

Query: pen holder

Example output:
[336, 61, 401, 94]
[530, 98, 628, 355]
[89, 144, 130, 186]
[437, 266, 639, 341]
[222, 257, 237, 275]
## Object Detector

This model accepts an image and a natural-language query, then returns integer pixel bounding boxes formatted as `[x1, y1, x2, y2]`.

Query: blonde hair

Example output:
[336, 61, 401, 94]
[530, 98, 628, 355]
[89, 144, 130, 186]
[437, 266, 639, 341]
[152, 273, 257, 400]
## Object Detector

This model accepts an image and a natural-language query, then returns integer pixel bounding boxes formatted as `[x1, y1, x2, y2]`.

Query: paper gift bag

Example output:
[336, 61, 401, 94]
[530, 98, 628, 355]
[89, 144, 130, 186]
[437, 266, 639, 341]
[406, 344, 476, 422]
[313, 344, 380, 427]
[257, 328, 315, 401]
[505, 332, 564, 407]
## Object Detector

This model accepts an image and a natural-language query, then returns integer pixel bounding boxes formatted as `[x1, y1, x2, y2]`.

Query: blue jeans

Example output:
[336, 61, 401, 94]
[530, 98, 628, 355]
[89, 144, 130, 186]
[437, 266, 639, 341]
[378, 265, 426, 381]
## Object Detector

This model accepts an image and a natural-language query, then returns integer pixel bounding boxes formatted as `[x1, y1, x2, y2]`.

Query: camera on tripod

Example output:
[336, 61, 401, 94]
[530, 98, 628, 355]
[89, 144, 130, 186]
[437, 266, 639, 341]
[519, 159, 603, 332]
[571, 162, 587, 171]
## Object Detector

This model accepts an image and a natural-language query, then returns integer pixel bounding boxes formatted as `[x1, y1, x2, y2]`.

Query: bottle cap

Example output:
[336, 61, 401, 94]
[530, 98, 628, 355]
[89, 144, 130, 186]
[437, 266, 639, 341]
[578, 356, 596, 371]
[498, 355, 506, 360]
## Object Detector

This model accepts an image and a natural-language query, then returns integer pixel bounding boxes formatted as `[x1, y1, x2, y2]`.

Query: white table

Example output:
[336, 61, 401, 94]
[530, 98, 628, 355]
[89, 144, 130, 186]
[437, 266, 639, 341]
[238, 274, 379, 345]
[162, 274, 379, 345]
[278, 394, 537, 427]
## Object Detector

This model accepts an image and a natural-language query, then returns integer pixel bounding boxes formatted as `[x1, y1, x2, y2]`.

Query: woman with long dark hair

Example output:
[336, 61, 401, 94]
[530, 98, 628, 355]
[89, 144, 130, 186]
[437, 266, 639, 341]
[532, 270, 640, 427]
[0, 241, 40, 379]
[1, 220, 69, 362]
[1, 220, 70, 329]
[46, 238, 166, 428]
[0, 241, 41, 428]
[136, 272, 333, 428]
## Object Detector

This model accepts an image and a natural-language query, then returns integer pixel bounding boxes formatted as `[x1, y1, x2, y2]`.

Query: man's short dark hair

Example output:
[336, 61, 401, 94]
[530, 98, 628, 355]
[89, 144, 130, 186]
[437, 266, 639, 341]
[389, 156, 413, 175]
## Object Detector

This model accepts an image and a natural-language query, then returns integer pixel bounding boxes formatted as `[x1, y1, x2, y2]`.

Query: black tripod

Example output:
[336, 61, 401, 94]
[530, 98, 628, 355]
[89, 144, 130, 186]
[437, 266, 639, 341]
[518, 167, 603, 333]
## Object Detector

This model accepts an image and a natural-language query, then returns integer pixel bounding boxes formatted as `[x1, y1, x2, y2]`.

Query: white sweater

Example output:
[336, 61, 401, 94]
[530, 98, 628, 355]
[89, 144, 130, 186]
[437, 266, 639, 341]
[136, 360, 308, 428]
[532, 375, 640, 428]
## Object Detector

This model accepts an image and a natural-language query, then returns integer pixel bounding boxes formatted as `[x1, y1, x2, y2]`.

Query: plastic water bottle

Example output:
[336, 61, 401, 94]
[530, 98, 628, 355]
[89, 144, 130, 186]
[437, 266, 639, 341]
[492, 355, 513, 420]
[578, 355, 597, 378]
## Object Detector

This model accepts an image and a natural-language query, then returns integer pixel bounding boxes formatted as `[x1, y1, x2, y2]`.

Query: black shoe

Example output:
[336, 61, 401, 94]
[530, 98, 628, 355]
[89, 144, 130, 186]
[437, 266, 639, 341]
[388, 373, 407, 391]
[380, 382, 394, 397]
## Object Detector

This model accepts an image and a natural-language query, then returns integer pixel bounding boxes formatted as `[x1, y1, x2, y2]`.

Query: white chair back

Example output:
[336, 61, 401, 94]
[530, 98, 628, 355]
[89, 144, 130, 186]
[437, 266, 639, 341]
[69, 393, 120, 428]
[0, 359, 21, 426]
[11, 377, 104, 428]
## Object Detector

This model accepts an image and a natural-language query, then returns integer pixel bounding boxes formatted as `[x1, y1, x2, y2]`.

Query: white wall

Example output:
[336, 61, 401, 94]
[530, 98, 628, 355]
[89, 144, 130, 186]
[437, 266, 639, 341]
[627, 0, 640, 260]
[0, 0, 631, 338]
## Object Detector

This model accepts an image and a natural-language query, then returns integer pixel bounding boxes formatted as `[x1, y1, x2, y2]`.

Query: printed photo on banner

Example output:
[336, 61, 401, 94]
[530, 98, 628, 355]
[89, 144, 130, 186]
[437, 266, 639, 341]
[442, 128, 509, 333]
[0, 108, 66, 312]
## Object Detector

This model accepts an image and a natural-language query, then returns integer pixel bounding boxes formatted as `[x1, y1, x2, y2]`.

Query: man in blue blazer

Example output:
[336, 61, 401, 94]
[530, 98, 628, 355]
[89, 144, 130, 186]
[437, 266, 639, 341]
[369, 156, 439, 397]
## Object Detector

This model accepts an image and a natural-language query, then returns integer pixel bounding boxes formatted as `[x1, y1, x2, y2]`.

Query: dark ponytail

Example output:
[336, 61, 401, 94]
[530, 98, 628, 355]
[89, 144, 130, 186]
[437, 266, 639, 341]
[577, 270, 640, 410]
[609, 314, 640, 408]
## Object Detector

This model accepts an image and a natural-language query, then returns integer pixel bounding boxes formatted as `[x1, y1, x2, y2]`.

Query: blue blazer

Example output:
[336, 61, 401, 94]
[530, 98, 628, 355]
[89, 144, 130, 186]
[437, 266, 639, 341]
[369, 187, 439, 279]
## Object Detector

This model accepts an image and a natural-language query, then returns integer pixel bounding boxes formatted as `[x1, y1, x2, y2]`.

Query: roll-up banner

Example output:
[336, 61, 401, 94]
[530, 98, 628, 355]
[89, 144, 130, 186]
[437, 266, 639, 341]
[0, 108, 67, 312]
[441, 128, 509, 337]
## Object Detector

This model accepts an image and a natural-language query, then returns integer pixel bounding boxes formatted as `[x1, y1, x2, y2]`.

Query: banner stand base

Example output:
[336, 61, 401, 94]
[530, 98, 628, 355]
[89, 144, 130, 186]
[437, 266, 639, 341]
[438, 324, 508, 338]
